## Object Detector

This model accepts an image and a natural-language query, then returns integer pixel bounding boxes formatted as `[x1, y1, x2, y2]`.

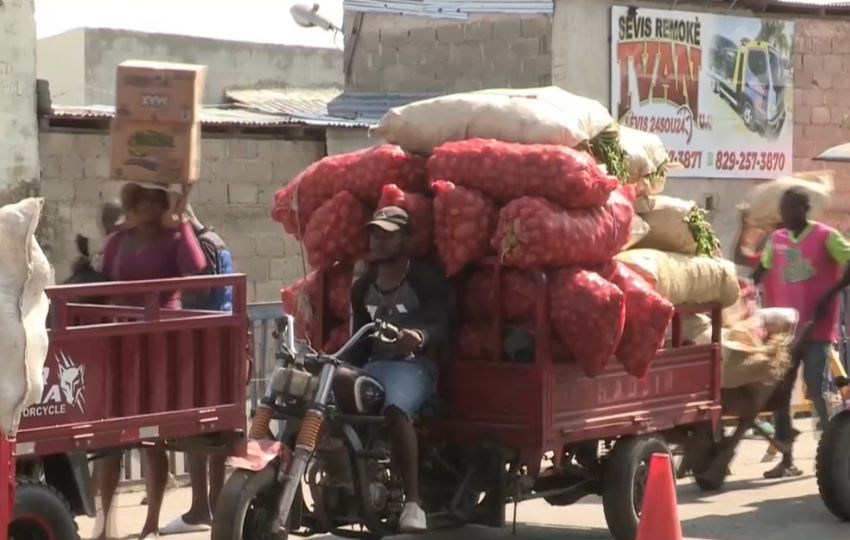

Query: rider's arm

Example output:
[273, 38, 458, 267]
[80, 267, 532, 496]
[342, 277, 372, 366]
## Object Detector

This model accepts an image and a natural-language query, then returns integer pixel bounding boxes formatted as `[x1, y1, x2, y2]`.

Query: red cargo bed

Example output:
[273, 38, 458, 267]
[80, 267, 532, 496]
[436, 267, 722, 472]
[14, 275, 249, 458]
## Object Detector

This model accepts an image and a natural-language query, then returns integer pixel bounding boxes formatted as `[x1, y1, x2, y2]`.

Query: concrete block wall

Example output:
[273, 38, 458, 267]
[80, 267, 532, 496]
[792, 19, 850, 232]
[39, 130, 324, 302]
[344, 13, 552, 93]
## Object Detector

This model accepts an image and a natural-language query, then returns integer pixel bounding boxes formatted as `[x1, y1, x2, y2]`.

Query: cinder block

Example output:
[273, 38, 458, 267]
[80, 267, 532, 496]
[803, 54, 823, 73]
[436, 24, 465, 44]
[255, 280, 287, 302]
[493, 19, 522, 42]
[236, 257, 270, 282]
[521, 55, 552, 78]
[60, 155, 85, 179]
[409, 26, 436, 46]
[397, 44, 424, 67]
[200, 158, 217, 181]
[83, 155, 110, 179]
[201, 138, 228, 160]
[270, 255, 307, 285]
[812, 72, 833, 90]
[74, 178, 102, 202]
[39, 155, 62, 179]
[255, 234, 286, 257]
[812, 106, 831, 125]
[812, 36, 833, 55]
[420, 44, 451, 66]
[40, 178, 74, 202]
[834, 73, 850, 90]
[802, 88, 824, 107]
[282, 234, 304, 258]
[380, 28, 409, 48]
[355, 27, 380, 49]
[824, 54, 843, 74]
[192, 180, 228, 204]
[228, 139, 259, 160]
[228, 183, 259, 204]
[795, 105, 811, 124]
[520, 17, 551, 39]
[464, 21, 493, 42]
[451, 43, 483, 65]
[511, 38, 542, 56]
[226, 235, 256, 258]
[38, 132, 71, 155]
[371, 45, 398, 69]
[834, 37, 850, 54]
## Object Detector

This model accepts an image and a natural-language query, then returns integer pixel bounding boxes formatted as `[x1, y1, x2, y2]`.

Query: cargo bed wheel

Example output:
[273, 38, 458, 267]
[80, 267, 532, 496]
[9, 479, 79, 540]
[817, 412, 850, 520]
[602, 435, 671, 540]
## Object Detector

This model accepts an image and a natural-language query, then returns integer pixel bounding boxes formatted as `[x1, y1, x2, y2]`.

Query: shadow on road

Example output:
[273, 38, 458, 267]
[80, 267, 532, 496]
[680, 493, 849, 540]
[303, 523, 611, 540]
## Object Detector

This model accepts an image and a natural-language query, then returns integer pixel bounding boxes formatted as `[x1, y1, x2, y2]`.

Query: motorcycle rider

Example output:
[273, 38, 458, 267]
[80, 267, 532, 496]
[347, 206, 454, 533]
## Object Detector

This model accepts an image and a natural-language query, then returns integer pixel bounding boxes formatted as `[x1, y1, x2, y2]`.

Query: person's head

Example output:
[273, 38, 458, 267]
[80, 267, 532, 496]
[779, 187, 810, 230]
[100, 200, 124, 235]
[120, 182, 173, 228]
[367, 206, 410, 263]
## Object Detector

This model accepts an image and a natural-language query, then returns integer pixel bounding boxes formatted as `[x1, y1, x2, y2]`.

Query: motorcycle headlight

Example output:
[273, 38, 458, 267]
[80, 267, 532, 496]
[270, 366, 318, 400]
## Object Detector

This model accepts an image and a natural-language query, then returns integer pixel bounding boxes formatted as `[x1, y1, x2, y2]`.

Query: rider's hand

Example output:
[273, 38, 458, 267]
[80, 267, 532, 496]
[173, 184, 194, 222]
[395, 329, 424, 356]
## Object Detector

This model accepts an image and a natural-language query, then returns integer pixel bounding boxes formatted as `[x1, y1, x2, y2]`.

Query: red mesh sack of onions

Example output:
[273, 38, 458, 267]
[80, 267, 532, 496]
[272, 145, 427, 237]
[493, 187, 635, 269]
[281, 272, 320, 340]
[431, 180, 498, 275]
[303, 191, 369, 270]
[459, 322, 497, 360]
[427, 138, 618, 209]
[323, 321, 351, 353]
[377, 184, 434, 257]
[550, 268, 625, 378]
[605, 262, 674, 379]
[462, 269, 537, 322]
[327, 265, 353, 320]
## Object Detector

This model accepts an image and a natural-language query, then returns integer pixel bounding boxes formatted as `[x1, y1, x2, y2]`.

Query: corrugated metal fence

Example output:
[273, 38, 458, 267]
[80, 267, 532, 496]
[118, 302, 284, 488]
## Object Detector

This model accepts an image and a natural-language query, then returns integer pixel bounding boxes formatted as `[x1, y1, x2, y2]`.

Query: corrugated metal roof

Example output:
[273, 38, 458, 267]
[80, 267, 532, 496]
[48, 104, 368, 128]
[225, 87, 343, 118]
[327, 92, 442, 123]
[344, 0, 553, 19]
[775, 0, 850, 5]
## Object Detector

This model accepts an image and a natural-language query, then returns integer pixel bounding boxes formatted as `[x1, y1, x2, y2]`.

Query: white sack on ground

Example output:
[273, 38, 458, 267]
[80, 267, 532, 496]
[742, 170, 834, 229]
[0, 198, 51, 436]
[370, 86, 615, 155]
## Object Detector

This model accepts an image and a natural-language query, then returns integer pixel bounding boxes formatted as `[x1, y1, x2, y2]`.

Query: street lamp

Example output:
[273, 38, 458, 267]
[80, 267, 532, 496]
[290, 3, 341, 32]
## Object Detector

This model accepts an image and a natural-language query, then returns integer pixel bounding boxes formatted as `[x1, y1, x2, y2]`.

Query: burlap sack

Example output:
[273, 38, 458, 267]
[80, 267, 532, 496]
[0, 198, 51, 436]
[721, 327, 791, 389]
[615, 249, 741, 307]
[741, 170, 834, 229]
[634, 196, 698, 255]
[623, 215, 651, 251]
[370, 86, 614, 155]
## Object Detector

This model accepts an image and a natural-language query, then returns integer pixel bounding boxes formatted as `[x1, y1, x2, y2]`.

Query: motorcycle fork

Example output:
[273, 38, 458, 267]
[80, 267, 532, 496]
[274, 362, 336, 533]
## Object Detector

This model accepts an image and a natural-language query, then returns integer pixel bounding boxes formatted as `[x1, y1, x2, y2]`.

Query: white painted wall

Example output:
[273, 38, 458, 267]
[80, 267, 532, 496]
[552, 0, 763, 256]
[0, 0, 39, 197]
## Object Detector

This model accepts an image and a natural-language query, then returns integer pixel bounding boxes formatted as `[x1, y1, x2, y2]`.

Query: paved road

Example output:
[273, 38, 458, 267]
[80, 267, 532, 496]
[77, 421, 849, 540]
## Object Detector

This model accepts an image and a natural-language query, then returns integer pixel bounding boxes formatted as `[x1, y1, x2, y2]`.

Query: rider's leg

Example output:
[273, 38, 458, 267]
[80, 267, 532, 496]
[183, 453, 212, 524]
[209, 454, 227, 513]
[94, 452, 122, 540]
[363, 357, 437, 531]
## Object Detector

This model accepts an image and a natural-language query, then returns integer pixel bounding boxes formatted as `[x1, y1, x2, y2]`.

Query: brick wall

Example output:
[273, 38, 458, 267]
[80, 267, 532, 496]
[344, 13, 552, 93]
[793, 19, 850, 231]
[38, 130, 324, 302]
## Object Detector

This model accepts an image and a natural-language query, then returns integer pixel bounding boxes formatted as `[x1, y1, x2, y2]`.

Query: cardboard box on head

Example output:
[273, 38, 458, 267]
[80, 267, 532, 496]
[110, 119, 200, 184]
[115, 60, 206, 124]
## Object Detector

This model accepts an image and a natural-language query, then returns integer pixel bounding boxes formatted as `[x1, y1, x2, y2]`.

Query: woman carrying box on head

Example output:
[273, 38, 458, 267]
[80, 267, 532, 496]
[93, 181, 207, 540]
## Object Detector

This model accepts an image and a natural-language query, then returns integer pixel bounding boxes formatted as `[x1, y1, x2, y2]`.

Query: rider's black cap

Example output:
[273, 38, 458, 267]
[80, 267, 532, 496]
[367, 206, 409, 232]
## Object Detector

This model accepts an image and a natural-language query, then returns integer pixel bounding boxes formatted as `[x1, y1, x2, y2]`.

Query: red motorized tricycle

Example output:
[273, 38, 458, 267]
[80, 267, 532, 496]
[2, 275, 250, 540]
[213, 262, 722, 540]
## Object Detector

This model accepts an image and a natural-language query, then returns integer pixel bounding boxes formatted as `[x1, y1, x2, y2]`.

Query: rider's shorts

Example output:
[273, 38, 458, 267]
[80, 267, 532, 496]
[363, 356, 437, 418]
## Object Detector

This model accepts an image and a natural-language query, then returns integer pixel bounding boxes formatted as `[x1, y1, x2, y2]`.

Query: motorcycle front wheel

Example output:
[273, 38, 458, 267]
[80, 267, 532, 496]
[211, 466, 288, 540]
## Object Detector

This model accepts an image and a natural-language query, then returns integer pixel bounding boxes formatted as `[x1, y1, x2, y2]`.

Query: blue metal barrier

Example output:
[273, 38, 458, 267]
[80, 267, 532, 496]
[247, 302, 284, 410]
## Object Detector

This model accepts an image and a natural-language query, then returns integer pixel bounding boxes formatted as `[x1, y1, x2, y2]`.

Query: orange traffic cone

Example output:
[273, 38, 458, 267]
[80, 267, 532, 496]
[636, 453, 683, 540]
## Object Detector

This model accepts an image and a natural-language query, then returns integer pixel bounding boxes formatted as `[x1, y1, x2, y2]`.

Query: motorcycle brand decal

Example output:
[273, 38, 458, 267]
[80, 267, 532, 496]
[23, 352, 86, 418]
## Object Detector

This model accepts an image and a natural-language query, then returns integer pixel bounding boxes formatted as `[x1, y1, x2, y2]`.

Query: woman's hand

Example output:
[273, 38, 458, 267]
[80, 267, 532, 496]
[173, 184, 193, 221]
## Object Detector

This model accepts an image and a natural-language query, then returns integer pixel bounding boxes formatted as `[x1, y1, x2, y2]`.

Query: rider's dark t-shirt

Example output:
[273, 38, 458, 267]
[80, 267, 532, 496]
[346, 261, 454, 367]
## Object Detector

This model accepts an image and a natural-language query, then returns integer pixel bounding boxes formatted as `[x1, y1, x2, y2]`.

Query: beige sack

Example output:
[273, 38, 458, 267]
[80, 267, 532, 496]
[721, 327, 791, 389]
[615, 249, 740, 307]
[683, 314, 713, 345]
[370, 86, 615, 155]
[742, 170, 834, 229]
[634, 196, 698, 255]
[0, 198, 51, 436]
[619, 126, 669, 195]
[623, 215, 651, 250]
